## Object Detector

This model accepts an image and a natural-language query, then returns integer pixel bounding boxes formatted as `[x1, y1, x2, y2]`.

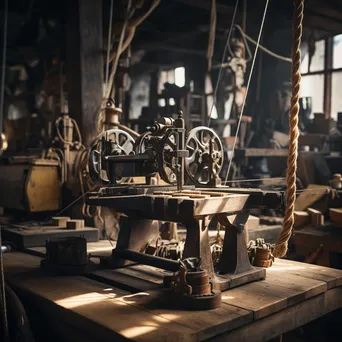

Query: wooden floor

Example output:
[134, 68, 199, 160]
[3, 242, 342, 342]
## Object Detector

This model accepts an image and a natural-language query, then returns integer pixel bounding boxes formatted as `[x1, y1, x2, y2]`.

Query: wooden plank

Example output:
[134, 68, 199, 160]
[235, 148, 288, 158]
[116, 265, 165, 284]
[307, 208, 324, 227]
[27, 240, 115, 258]
[209, 287, 342, 342]
[6, 272, 194, 342]
[330, 208, 342, 225]
[295, 185, 330, 211]
[89, 269, 161, 292]
[294, 211, 310, 229]
[270, 258, 342, 289]
[220, 271, 326, 319]
[116, 289, 253, 341]
[5, 251, 342, 342]
[4, 252, 253, 341]
[3, 252, 42, 275]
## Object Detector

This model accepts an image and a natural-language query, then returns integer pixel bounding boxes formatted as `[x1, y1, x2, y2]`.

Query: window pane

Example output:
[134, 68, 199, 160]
[300, 52, 309, 74]
[310, 40, 325, 72]
[333, 34, 342, 69]
[331, 71, 342, 120]
[175, 67, 185, 87]
[300, 75, 324, 116]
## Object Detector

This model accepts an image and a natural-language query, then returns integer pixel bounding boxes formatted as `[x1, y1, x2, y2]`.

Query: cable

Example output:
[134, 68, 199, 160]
[207, 0, 240, 127]
[0, 227, 9, 342]
[225, 0, 270, 184]
[105, 0, 114, 96]
[105, 0, 132, 100]
[236, 25, 292, 63]
[0, 0, 8, 135]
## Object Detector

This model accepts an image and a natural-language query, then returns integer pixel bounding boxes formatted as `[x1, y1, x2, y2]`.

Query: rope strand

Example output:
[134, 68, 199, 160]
[273, 0, 304, 258]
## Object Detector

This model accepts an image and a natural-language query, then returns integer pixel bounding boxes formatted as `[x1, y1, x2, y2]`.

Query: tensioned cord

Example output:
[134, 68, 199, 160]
[207, 0, 240, 127]
[225, 0, 270, 184]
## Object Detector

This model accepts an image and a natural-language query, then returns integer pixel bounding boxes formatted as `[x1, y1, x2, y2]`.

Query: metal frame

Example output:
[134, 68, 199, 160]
[301, 35, 341, 119]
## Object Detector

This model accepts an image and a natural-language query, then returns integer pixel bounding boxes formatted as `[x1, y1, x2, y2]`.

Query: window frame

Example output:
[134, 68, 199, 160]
[301, 36, 342, 119]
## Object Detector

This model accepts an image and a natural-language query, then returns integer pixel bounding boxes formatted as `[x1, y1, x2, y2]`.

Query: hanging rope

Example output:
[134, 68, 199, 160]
[273, 0, 304, 258]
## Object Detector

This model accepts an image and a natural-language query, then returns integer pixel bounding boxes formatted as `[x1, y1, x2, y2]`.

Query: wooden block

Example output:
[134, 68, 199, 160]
[329, 208, 342, 225]
[295, 185, 330, 211]
[52, 217, 70, 228]
[66, 219, 85, 230]
[294, 211, 310, 229]
[307, 208, 324, 227]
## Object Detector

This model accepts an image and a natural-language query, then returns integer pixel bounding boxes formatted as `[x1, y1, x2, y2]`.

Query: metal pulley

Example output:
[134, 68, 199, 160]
[185, 126, 224, 185]
[88, 128, 135, 184]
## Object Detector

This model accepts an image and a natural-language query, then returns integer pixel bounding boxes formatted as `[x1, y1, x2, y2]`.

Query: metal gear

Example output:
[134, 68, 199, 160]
[185, 126, 224, 185]
[88, 129, 135, 184]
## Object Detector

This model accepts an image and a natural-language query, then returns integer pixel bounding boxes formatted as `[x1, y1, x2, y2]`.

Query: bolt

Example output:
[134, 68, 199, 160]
[237, 223, 244, 233]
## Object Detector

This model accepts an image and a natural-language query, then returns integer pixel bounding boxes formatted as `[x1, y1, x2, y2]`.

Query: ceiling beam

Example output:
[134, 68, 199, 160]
[304, 14, 342, 34]
[174, 0, 234, 15]
[307, 0, 342, 21]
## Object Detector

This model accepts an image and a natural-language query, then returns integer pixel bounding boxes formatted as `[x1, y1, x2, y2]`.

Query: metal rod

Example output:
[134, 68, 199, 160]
[112, 248, 180, 272]
[0, 227, 9, 342]
[0, 0, 8, 134]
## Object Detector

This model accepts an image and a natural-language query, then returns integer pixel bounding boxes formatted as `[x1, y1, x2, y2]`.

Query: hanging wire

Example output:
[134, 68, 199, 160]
[225, 0, 270, 184]
[104, 0, 114, 96]
[207, 0, 240, 127]
[105, 0, 132, 100]
[0, 0, 8, 135]
[235, 24, 292, 63]
[0, 226, 9, 342]
[51, 186, 97, 219]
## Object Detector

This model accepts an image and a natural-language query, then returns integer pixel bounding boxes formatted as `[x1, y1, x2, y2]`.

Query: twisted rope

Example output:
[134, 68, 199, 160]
[273, 0, 304, 258]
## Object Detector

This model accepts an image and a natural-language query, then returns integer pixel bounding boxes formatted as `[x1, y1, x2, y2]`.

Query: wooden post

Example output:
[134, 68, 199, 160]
[66, 0, 103, 146]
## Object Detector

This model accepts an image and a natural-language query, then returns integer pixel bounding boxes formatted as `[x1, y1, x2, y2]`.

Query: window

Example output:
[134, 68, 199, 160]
[300, 35, 342, 121]
[331, 71, 342, 119]
[332, 35, 342, 119]
[174, 67, 185, 87]
[300, 74, 324, 115]
[333, 34, 342, 69]
[300, 40, 325, 117]
[158, 66, 185, 93]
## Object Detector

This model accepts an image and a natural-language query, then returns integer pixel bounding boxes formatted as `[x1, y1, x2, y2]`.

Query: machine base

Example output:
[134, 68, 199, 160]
[214, 267, 266, 291]
[2, 226, 99, 249]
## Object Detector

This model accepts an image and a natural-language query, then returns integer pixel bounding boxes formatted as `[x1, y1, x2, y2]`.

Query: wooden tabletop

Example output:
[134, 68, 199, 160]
[3, 246, 342, 342]
[235, 148, 289, 158]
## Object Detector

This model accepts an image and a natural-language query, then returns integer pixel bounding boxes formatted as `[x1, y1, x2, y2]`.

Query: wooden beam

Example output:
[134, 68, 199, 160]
[66, 0, 103, 146]
[304, 14, 342, 33]
[174, 0, 234, 14]
[155, 45, 206, 56]
[307, 0, 342, 21]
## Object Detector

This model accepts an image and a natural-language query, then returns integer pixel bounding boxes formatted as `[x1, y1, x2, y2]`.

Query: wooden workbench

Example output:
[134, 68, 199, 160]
[3, 244, 342, 342]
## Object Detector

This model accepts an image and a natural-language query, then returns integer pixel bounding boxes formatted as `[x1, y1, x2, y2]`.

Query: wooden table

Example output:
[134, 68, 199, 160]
[3, 245, 342, 342]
